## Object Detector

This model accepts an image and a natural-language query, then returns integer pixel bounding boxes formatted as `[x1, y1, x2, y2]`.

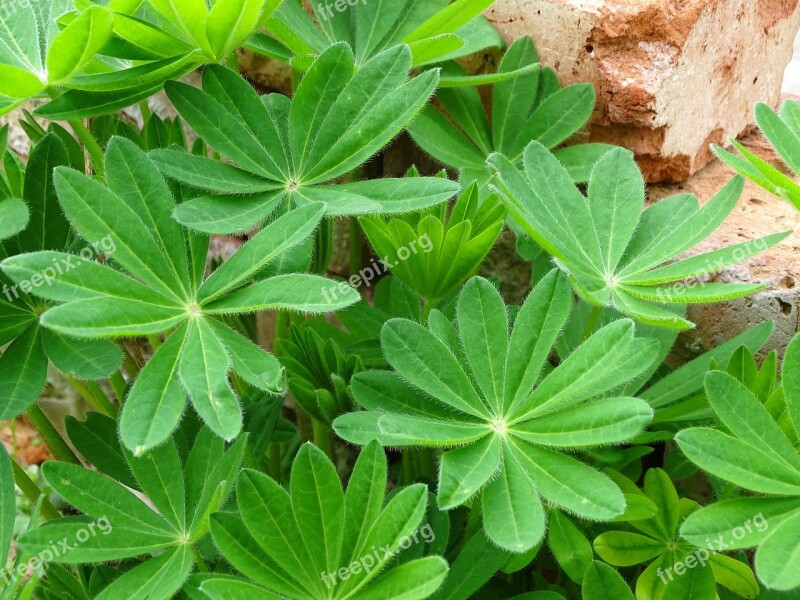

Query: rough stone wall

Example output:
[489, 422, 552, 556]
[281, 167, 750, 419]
[486, 0, 800, 182]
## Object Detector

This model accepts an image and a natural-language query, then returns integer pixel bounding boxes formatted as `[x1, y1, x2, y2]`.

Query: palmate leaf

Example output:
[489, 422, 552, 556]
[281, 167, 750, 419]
[677, 352, 800, 591]
[212, 441, 448, 599]
[489, 143, 787, 330]
[0, 0, 109, 105]
[592, 469, 756, 599]
[154, 46, 458, 234]
[0, 134, 126, 418]
[18, 426, 244, 599]
[335, 272, 656, 552]
[2, 137, 360, 451]
[409, 36, 612, 188]
[261, 0, 501, 71]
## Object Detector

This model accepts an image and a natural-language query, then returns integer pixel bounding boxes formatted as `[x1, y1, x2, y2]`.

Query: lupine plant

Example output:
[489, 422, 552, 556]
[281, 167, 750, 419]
[0, 1, 798, 599]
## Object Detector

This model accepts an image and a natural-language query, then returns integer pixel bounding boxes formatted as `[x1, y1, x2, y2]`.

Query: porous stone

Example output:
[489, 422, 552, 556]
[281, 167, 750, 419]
[486, 0, 800, 182]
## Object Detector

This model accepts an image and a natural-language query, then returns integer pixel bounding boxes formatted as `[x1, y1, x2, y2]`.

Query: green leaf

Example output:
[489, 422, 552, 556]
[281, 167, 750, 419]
[164, 79, 283, 181]
[349, 557, 449, 600]
[290, 443, 344, 577]
[53, 166, 186, 303]
[587, 148, 644, 274]
[754, 509, 800, 590]
[456, 277, 508, 413]
[438, 435, 501, 509]
[41, 462, 176, 535]
[127, 440, 186, 531]
[41, 297, 187, 338]
[202, 274, 361, 315]
[483, 448, 545, 553]
[207, 320, 283, 393]
[149, 149, 283, 194]
[0, 198, 28, 240]
[373, 414, 490, 447]
[35, 84, 163, 120]
[430, 530, 507, 600]
[19, 133, 70, 252]
[341, 440, 387, 564]
[173, 191, 285, 235]
[704, 370, 800, 471]
[593, 531, 664, 567]
[94, 545, 192, 600]
[18, 519, 174, 563]
[210, 513, 306, 597]
[680, 497, 798, 551]
[511, 84, 595, 155]
[104, 137, 191, 295]
[381, 318, 489, 419]
[708, 554, 759, 599]
[511, 440, 626, 520]
[582, 561, 634, 600]
[0, 445, 13, 568]
[42, 330, 122, 379]
[662, 562, 716, 600]
[783, 333, 800, 434]
[179, 319, 240, 441]
[403, 0, 494, 43]
[120, 324, 188, 454]
[511, 397, 653, 448]
[676, 428, 800, 494]
[46, 7, 114, 85]
[197, 203, 325, 303]
[0, 325, 47, 419]
[65, 412, 137, 489]
[504, 269, 571, 413]
[548, 511, 593, 583]
[237, 469, 319, 591]
[206, 0, 271, 59]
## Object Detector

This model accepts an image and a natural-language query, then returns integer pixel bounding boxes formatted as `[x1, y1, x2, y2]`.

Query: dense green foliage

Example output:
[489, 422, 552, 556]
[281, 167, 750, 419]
[0, 1, 798, 599]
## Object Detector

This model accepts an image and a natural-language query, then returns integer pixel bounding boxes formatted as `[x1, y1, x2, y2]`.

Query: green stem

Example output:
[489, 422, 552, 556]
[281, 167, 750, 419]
[85, 381, 118, 417]
[312, 419, 334, 461]
[11, 460, 61, 521]
[147, 334, 162, 351]
[138, 99, 151, 122]
[581, 304, 603, 342]
[110, 370, 127, 403]
[269, 443, 282, 481]
[26, 404, 81, 465]
[296, 406, 313, 444]
[422, 297, 435, 321]
[274, 311, 291, 356]
[66, 375, 113, 417]
[191, 546, 209, 573]
[70, 119, 105, 177]
[349, 217, 362, 277]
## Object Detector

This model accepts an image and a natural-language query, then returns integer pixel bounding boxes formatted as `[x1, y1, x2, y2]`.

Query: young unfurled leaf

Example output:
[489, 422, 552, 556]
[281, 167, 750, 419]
[211, 441, 448, 599]
[155, 48, 458, 234]
[360, 182, 505, 308]
[2, 138, 359, 451]
[335, 272, 656, 551]
[489, 144, 788, 329]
